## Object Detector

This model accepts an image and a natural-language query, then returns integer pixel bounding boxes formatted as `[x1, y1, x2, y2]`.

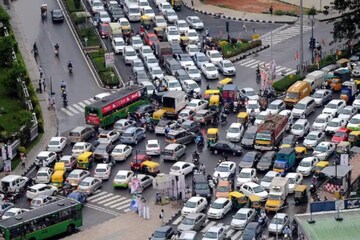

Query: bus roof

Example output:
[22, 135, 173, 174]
[0, 198, 80, 228]
[85, 85, 145, 109]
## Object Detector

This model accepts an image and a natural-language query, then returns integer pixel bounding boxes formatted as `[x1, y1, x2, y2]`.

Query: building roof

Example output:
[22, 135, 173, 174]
[321, 165, 352, 178]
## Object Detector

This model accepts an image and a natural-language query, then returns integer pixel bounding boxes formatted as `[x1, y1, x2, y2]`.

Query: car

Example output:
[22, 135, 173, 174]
[98, 23, 110, 38]
[180, 120, 199, 133]
[30, 195, 58, 209]
[164, 58, 182, 75]
[193, 52, 209, 69]
[59, 155, 77, 171]
[312, 89, 332, 106]
[135, 104, 156, 117]
[151, 226, 175, 240]
[181, 196, 208, 215]
[268, 213, 290, 234]
[26, 184, 57, 200]
[280, 134, 298, 149]
[226, 122, 244, 143]
[254, 110, 271, 125]
[186, 44, 199, 56]
[153, 15, 167, 28]
[170, 42, 183, 57]
[207, 198, 232, 219]
[78, 177, 102, 194]
[114, 119, 137, 134]
[313, 141, 336, 160]
[332, 127, 351, 143]
[90, 0, 105, 13]
[155, 119, 180, 135]
[136, 70, 151, 83]
[2, 208, 29, 220]
[159, 1, 172, 14]
[303, 131, 326, 149]
[141, 6, 155, 18]
[129, 174, 154, 192]
[239, 151, 262, 169]
[213, 161, 236, 180]
[120, 127, 146, 144]
[149, 66, 164, 80]
[338, 106, 357, 121]
[178, 109, 196, 121]
[182, 80, 200, 94]
[138, 45, 153, 60]
[165, 129, 195, 145]
[286, 172, 303, 193]
[72, 142, 93, 157]
[177, 53, 194, 68]
[185, 65, 201, 81]
[144, 55, 159, 71]
[162, 143, 186, 161]
[118, 17, 130, 29]
[217, 60, 236, 76]
[99, 10, 111, 23]
[185, 16, 204, 30]
[260, 171, 281, 190]
[257, 151, 276, 171]
[241, 126, 258, 149]
[175, 69, 191, 83]
[312, 114, 333, 131]
[297, 156, 319, 177]
[94, 163, 112, 180]
[209, 141, 242, 156]
[347, 114, 360, 130]
[35, 167, 54, 184]
[246, 100, 260, 115]
[185, 29, 199, 43]
[322, 99, 346, 117]
[186, 99, 208, 111]
[51, 9, 64, 22]
[138, 0, 150, 9]
[240, 87, 259, 101]
[166, 26, 180, 43]
[131, 58, 145, 74]
[146, 139, 161, 155]
[175, 19, 190, 34]
[98, 130, 120, 144]
[66, 169, 91, 187]
[231, 208, 257, 230]
[113, 170, 134, 188]
[193, 109, 216, 124]
[165, 76, 182, 91]
[35, 151, 57, 167]
[112, 37, 126, 54]
[123, 46, 138, 64]
[47, 136, 67, 153]
[203, 226, 226, 240]
[109, 6, 125, 22]
[0, 202, 14, 217]
[290, 119, 310, 137]
[240, 182, 268, 201]
[237, 168, 258, 187]
[267, 99, 286, 115]
[67, 192, 88, 205]
[178, 213, 206, 232]
[69, 126, 96, 143]
[201, 63, 219, 79]
[352, 94, 360, 110]
[325, 118, 347, 135]
[205, 50, 223, 65]
[143, 32, 159, 48]
[170, 161, 195, 176]
[164, 9, 178, 23]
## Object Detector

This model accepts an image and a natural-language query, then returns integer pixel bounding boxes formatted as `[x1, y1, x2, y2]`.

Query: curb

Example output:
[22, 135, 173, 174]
[229, 44, 270, 63]
[22, 163, 36, 177]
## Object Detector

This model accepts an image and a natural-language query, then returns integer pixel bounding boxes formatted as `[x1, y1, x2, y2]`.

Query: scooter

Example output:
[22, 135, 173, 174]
[146, 122, 154, 132]
[63, 98, 68, 108]
[55, 49, 59, 57]
[68, 64, 73, 74]
[220, 114, 227, 125]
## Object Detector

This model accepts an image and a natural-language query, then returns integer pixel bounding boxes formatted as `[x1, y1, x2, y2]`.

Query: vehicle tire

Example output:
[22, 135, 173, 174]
[214, 150, 218, 155]
[53, 191, 57, 196]
[67, 224, 75, 234]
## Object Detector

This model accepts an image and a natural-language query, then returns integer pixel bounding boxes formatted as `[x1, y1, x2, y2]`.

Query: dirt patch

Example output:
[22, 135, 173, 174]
[204, 0, 301, 14]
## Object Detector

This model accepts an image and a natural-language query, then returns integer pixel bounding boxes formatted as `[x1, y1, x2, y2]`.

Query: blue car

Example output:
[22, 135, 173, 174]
[120, 127, 146, 145]
[193, 52, 209, 69]
[67, 192, 88, 205]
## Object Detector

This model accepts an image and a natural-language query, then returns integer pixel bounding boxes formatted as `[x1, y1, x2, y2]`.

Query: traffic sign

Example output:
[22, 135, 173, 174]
[105, 53, 114, 68]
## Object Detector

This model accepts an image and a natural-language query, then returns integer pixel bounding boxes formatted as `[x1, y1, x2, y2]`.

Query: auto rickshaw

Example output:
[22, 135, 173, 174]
[222, 84, 239, 105]
[336, 141, 351, 155]
[204, 89, 221, 101]
[217, 78, 233, 92]
[237, 112, 249, 125]
[122, 26, 132, 38]
[130, 154, 152, 171]
[295, 145, 307, 159]
[154, 27, 165, 40]
[207, 128, 219, 146]
[77, 152, 93, 170]
[141, 15, 151, 30]
[171, 0, 182, 11]
[336, 58, 350, 68]
[40, 4, 47, 20]
[152, 109, 167, 123]
[348, 131, 360, 146]
[294, 185, 308, 205]
[314, 161, 329, 179]
[228, 191, 247, 209]
[180, 35, 190, 49]
[248, 194, 262, 214]
[51, 162, 66, 188]
[141, 160, 160, 176]
[329, 77, 342, 91]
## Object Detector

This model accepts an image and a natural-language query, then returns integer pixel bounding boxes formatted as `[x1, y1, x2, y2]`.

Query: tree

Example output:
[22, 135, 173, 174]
[332, 0, 360, 41]
[307, 6, 317, 16]
[0, 36, 15, 67]
[74, 0, 81, 10]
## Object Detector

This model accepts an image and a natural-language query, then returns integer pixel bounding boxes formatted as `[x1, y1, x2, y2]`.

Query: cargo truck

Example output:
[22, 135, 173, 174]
[265, 177, 289, 212]
[109, 22, 122, 40]
[340, 81, 357, 103]
[162, 91, 189, 118]
[273, 148, 296, 176]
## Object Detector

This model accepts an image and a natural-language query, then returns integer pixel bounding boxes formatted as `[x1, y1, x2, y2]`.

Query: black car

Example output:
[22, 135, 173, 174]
[51, 9, 64, 22]
[170, 42, 183, 57]
[280, 134, 298, 148]
[209, 141, 242, 156]
[243, 222, 264, 240]
[256, 151, 276, 171]
[192, 174, 211, 200]
[93, 142, 114, 161]
[181, 120, 199, 133]
[175, 69, 191, 82]
[151, 226, 175, 240]
[110, 7, 125, 22]
[239, 151, 262, 169]
[135, 104, 155, 117]
[164, 58, 182, 76]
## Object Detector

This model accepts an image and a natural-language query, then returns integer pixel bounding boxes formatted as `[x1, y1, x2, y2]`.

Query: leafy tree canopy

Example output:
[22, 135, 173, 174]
[332, 0, 360, 40]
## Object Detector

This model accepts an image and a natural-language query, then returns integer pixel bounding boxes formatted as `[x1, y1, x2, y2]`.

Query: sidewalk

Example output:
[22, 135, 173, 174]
[64, 202, 181, 240]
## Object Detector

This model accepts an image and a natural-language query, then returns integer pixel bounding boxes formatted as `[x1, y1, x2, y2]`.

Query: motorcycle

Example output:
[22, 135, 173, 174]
[9, 190, 22, 203]
[195, 135, 204, 147]
[220, 114, 227, 125]
[233, 102, 238, 113]
[68, 64, 73, 74]
[146, 122, 154, 132]
[63, 98, 68, 108]
[192, 158, 199, 170]
[55, 49, 59, 57]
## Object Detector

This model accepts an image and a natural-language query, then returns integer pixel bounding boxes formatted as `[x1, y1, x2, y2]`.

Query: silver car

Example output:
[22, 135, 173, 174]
[78, 177, 102, 195]
[131, 58, 145, 74]
[162, 143, 186, 161]
[178, 213, 206, 232]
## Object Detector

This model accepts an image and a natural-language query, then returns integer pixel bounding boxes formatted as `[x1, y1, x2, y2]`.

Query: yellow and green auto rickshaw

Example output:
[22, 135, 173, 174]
[180, 35, 190, 49]
[228, 191, 247, 209]
[237, 112, 249, 125]
[217, 78, 233, 92]
[152, 109, 167, 123]
[122, 26, 132, 38]
[77, 152, 93, 170]
[204, 89, 221, 101]
[348, 131, 360, 146]
[171, 0, 182, 11]
[154, 27, 165, 41]
[248, 194, 262, 214]
[141, 15, 151, 30]
[336, 141, 351, 155]
[140, 160, 160, 177]
[51, 162, 66, 188]
[295, 146, 307, 159]
[294, 185, 308, 205]
[314, 161, 329, 179]
[207, 128, 219, 146]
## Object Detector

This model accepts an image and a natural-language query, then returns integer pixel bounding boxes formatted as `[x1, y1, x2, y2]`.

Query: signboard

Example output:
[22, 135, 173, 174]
[310, 201, 336, 213]
[340, 154, 349, 166]
[101, 91, 141, 114]
[260, 67, 269, 91]
[344, 198, 360, 209]
[105, 53, 114, 68]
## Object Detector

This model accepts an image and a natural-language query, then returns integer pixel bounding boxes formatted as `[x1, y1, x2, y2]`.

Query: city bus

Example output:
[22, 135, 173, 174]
[0, 198, 82, 240]
[84, 85, 149, 127]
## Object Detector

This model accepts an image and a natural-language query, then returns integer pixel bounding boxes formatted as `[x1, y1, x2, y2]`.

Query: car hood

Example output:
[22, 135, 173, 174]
[239, 161, 253, 168]
[231, 218, 247, 227]
[323, 109, 336, 115]
[208, 208, 223, 215]
[260, 181, 271, 189]
[242, 138, 254, 145]
[303, 139, 317, 146]
[178, 223, 194, 232]
[257, 162, 271, 169]
[213, 171, 230, 178]
[226, 132, 240, 138]
[237, 177, 252, 185]
[268, 223, 284, 232]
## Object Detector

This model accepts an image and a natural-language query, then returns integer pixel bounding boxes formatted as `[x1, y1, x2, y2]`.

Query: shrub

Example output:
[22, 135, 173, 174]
[272, 74, 303, 92]
[221, 40, 262, 58]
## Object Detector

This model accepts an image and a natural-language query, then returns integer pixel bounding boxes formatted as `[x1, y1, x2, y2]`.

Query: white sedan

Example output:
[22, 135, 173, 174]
[176, 19, 189, 34]
[322, 99, 346, 117]
[303, 131, 325, 149]
[240, 87, 259, 101]
[170, 161, 195, 176]
[347, 114, 360, 130]
[146, 139, 161, 156]
[313, 141, 336, 160]
[185, 65, 201, 81]
[71, 142, 93, 157]
[325, 118, 347, 135]
[285, 172, 303, 193]
[201, 63, 219, 80]
[185, 45, 200, 58]
[236, 168, 258, 188]
[111, 144, 133, 161]
[226, 123, 244, 143]
[182, 80, 200, 94]
[217, 60, 236, 76]
[47, 137, 67, 153]
[240, 182, 268, 201]
[312, 114, 333, 131]
[297, 157, 319, 176]
[338, 106, 357, 121]
[181, 197, 208, 216]
[113, 170, 134, 188]
[185, 16, 204, 30]
[246, 100, 260, 115]
[231, 208, 257, 230]
[206, 50, 223, 65]
[186, 99, 208, 111]
[213, 161, 236, 180]
[207, 198, 232, 219]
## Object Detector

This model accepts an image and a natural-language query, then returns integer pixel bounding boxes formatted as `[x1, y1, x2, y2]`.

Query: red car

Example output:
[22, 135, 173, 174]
[130, 154, 152, 171]
[98, 23, 110, 39]
[331, 127, 351, 143]
[144, 32, 159, 47]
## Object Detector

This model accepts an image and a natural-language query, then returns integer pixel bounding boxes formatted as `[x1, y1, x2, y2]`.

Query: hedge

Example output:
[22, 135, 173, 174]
[221, 40, 262, 59]
[89, 50, 120, 86]
[272, 74, 303, 92]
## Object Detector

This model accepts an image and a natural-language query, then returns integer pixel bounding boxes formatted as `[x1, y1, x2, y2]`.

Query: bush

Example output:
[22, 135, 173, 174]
[64, 0, 84, 12]
[221, 40, 262, 58]
[72, 13, 86, 25]
[272, 74, 303, 92]
[274, 10, 298, 17]
[0, 6, 10, 27]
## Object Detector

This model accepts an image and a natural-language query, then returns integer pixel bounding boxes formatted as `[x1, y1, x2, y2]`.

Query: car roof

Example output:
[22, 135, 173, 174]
[207, 226, 223, 231]
[318, 141, 331, 146]
[244, 151, 258, 157]
[50, 137, 64, 141]
[38, 151, 53, 157]
[294, 119, 308, 124]
[317, 114, 331, 118]
[219, 161, 235, 167]
[116, 170, 132, 175]
[173, 161, 188, 166]
[70, 169, 85, 174]
[82, 177, 96, 182]
[274, 213, 288, 218]
[214, 198, 227, 204]
[229, 122, 241, 128]
[238, 207, 253, 214]
[330, 118, 342, 122]
[241, 168, 255, 173]
[265, 171, 279, 177]
[124, 127, 137, 132]
[147, 139, 159, 144]
[286, 172, 298, 178]
[31, 184, 48, 189]
[96, 164, 109, 168]
[270, 99, 283, 104]
[328, 99, 343, 104]
[244, 182, 258, 187]
[165, 143, 181, 149]
[189, 196, 204, 201]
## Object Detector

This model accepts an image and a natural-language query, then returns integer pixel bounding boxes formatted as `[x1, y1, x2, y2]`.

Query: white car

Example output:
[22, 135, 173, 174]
[141, 6, 155, 18]
[178, 108, 195, 120]
[236, 168, 258, 188]
[207, 198, 232, 219]
[240, 182, 268, 201]
[206, 50, 223, 65]
[112, 37, 125, 54]
[132, 57, 145, 73]
[98, 130, 120, 143]
[185, 45, 199, 57]
[290, 119, 310, 137]
[123, 46, 138, 64]
[303, 131, 325, 149]
[186, 16, 204, 30]
[181, 197, 208, 216]
[2, 208, 29, 220]
[213, 161, 236, 180]
[254, 110, 271, 125]
[322, 99, 346, 117]
[325, 118, 347, 134]
[164, 9, 178, 23]
[201, 63, 219, 80]
[352, 94, 360, 110]
[313, 141, 336, 160]
[67, 169, 90, 187]
[268, 213, 290, 234]
[94, 92, 111, 101]
[111, 144, 132, 161]
[312, 114, 333, 131]
[159, 2, 172, 14]
[185, 29, 199, 43]
[91, 0, 105, 13]
[186, 99, 208, 111]
[260, 171, 281, 190]
[35, 151, 57, 167]
[268, 99, 286, 115]
[312, 89, 332, 106]
[144, 55, 159, 70]
[297, 157, 319, 176]
[240, 87, 259, 101]
[139, 45, 154, 60]
[113, 170, 134, 188]
[149, 66, 164, 80]
[185, 65, 201, 81]
[47, 136, 67, 153]
[99, 11, 111, 23]
[118, 18, 130, 29]
[94, 163, 112, 180]
[231, 208, 257, 230]
[154, 0, 166, 7]
[35, 167, 53, 184]
[26, 184, 57, 200]
[203, 226, 226, 240]
[170, 161, 195, 176]
[177, 54, 195, 68]
[226, 123, 244, 142]
[175, 19, 189, 34]
[72, 142, 93, 157]
[347, 114, 360, 130]
[166, 26, 180, 43]
[166, 77, 182, 91]
[246, 100, 260, 115]
[338, 106, 357, 121]
[285, 172, 303, 193]
[217, 60, 236, 76]
[182, 80, 200, 94]
[153, 15, 167, 28]
[146, 139, 161, 155]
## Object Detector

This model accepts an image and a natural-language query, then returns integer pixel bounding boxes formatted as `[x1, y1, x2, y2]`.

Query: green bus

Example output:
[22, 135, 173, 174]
[85, 85, 149, 127]
[0, 198, 82, 240]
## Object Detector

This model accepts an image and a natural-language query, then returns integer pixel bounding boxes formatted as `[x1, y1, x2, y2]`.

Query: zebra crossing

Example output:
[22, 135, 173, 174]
[235, 58, 297, 76]
[60, 97, 96, 117]
[84, 190, 132, 215]
[261, 24, 312, 46]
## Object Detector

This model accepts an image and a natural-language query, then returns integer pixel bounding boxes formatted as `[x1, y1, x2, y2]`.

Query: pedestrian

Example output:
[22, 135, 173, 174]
[38, 79, 42, 93]
[242, 23, 247, 32]
[159, 209, 165, 225]
[206, 84, 210, 90]
[252, 26, 256, 33]
[191, 0, 194, 6]
[39, 66, 43, 78]
[21, 154, 26, 169]
[42, 78, 46, 91]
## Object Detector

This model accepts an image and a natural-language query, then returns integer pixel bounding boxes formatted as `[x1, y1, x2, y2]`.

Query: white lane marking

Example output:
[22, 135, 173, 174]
[85, 203, 120, 216]
[67, 106, 79, 114]
[123, 208, 131, 213]
[84, 100, 92, 105]
[226, 229, 235, 237]
[104, 197, 127, 206]
[275, 66, 287, 73]
[110, 199, 132, 209]
[88, 98, 96, 103]
[287, 70, 297, 75]
[78, 102, 87, 108]
[72, 104, 84, 112]
[243, 60, 261, 67]
[61, 108, 74, 116]
[240, 59, 257, 66]
[87, 191, 108, 200]
[247, 61, 263, 68]
[201, 221, 216, 233]
[217, 223, 224, 226]
[231, 230, 243, 240]
[97, 195, 122, 204]
[172, 215, 183, 225]
[89, 193, 114, 203]
[116, 199, 132, 210]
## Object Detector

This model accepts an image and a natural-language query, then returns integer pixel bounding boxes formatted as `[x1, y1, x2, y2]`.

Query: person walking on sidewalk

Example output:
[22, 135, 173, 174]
[21, 154, 26, 169]
[159, 209, 165, 225]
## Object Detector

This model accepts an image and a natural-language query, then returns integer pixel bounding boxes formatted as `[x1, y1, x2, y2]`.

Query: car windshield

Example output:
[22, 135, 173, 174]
[216, 166, 229, 172]
[180, 56, 192, 61]
[157, 18, 165, 23]
[248, 103, 258, 109]
[350, 117, 360, 124]
[93, 2, 103, 7]
[244, 132, 255, 139]
[3, 211, 15, 217]
[262, 175, 274, 182]
[188, 102, 198, 107]
[234, 213, 247, 220]
[195, 183, 208, 190]
[204, 231, 217, 239]
[73, 145, 84, 150]
[96, 168, 106, 172]
[239, 172, 250, 178]
[188, 83, 198, 89]
[126, 51, 136, 56]
[211, 202, 224, 209]
[48, 141, 60, 146]
[313, 92, 323, 98]
[37, 172, 48, 177]
[188, 68, 199, 74]
[184, 201, 196, 208]
[115, 174, 126, 179]
[268, 103, 278, 110]
[286, 92, 299, 99]
[253, 185, 264, 193]
[188, 32, 197, 37]
[257, 114, 267, 120]
[217, 185, 229, 192]
[292, 124, 304, 130]
[68, 173, 79, 178]
[328, 121, 339, 127]
[228, 127, 240, 133]
[282, 137, 293, 144]
[315, 145, 327, 152]
[191, 18, 201, 23]
[300, 161, 311, 167]
[79, 181, 90, 186]
[169, 81, 180, 87]
[210, 53, 221, 58]
[182, 217, 194, 225]
[129, 8, 139, 13]
[341, 108, 352, 115]
[120, 21, 129, 27]
[326, 103, 338, 109]
[143, 48, 153, 54]
[306, 134, 317, 140]
[334, 131, 346, 137]
[197, 56, 206, 62]
[115, 40, 124, 46]
[271, 217, 284, 225]
[169, 30, 179, 35]
[147, 58, 157, 63]
[295, 103, 306, 110]
[223, 62, 233, 68]
[96, 145, 107, 151]
[315, 117, 327, 123]
[148, 144, 158, 148]
[171, 166, 180, 171]
[243, 155, 254, 162]
[260, 156, 271, 163]
[206, 66, 217, 71]
[178, 22, 188, 28]
[134, 62, 143, 67]
[246, 90, 256, 96]
[152, 68, 162, 74]
[153, 231, 166, 238]
[288, 177, 297, 184]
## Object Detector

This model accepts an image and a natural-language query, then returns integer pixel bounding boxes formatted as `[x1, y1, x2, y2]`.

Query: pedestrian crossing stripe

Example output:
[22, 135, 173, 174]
[262, 24, 312, 46]
[90, 193, 114, 203]
[60, 108, 74, 116]
[109, 198, 130, 208]
[236, 59, 297, 76]
[104, 197, 127, 207]
[97, 195, 122, 205]
[201, 221, 216, 233]
[231, 230, 243, 240]
[60, 97, 99, 117]
[72, 104, 84, 112]
[83, 100, 92, 105]
[87, 191, 108, 200]
[67, 106, 79, 114]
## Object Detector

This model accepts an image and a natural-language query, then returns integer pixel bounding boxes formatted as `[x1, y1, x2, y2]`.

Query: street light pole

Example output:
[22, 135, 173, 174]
[311, 15, 315, 64]
[299, 0, 304, 76]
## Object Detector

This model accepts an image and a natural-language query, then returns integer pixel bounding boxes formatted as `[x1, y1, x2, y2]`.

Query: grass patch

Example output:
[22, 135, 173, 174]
[89, 50, 120, 86]
[272, 74, 303, 92]
[220, 40, 262, 58]
[64, 0, 84, 13]
[79, 27, 101, 47]
[99, 70, 120, 86]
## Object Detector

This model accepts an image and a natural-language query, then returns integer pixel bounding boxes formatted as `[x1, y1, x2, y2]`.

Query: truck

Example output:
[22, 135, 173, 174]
[273, 148, 296, 176]
[265, 177, 289, 212]
[254, 115, 288, 151]
[109, 22, 122, 40]
[162, 91, 189, 118]
[340, 81, 357, 103]
[303, 70, 326, 91]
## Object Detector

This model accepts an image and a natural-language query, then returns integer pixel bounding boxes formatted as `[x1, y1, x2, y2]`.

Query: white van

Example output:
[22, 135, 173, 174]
[303, 70, 326, 91]
[123, 46, 138, 65]
[0, 175, 28, 193]
[124, 4, 141, 22]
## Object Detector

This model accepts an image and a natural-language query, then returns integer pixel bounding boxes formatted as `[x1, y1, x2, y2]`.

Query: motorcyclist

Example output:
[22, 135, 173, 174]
[145, 113, 152, 124]
[54, 43, 59, 52]
[67, 60, 73, 71]
[199, 163, 206, 175]
[283, 226, 291, 238]
[192, 150, 199, 161]
[220, 112, 227, 123]
[60, 80, 66, 89]
[140, 117, 146, 127]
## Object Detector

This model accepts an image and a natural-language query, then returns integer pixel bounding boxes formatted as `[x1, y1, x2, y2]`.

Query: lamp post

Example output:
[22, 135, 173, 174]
[310, 14, 315, 64]
[299, 0, 304, 76]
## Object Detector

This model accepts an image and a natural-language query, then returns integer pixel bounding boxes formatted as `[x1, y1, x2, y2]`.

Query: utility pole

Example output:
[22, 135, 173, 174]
[310, 15, 315, 64]
[299, 0, 304, 76]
